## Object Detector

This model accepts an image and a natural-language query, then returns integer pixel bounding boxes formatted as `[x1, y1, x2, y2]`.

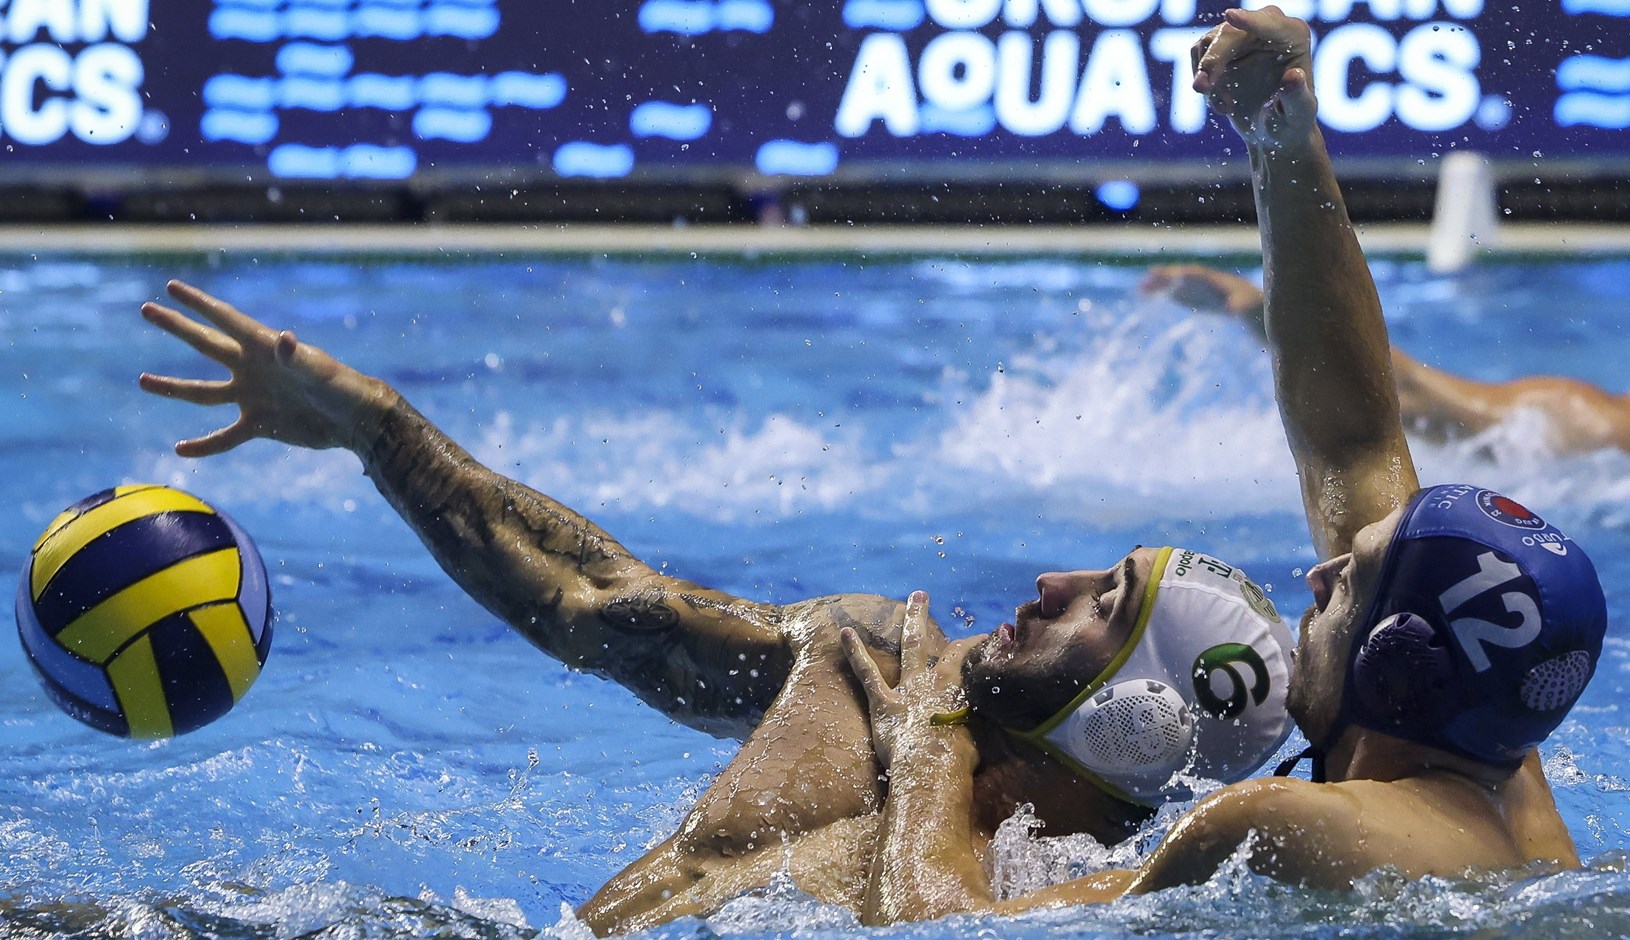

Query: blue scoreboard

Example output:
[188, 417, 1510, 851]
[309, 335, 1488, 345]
[1, 0, 1625, 182]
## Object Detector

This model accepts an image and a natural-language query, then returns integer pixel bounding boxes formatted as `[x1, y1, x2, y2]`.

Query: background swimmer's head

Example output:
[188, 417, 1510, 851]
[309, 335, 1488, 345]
[1292, 485, 1606, 767]
[963, 547, 1295, 806]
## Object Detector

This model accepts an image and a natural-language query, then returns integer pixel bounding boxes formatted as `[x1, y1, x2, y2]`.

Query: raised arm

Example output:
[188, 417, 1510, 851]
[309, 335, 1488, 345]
[139, 280, 792, 738]
[1193, 7, 1417, 558]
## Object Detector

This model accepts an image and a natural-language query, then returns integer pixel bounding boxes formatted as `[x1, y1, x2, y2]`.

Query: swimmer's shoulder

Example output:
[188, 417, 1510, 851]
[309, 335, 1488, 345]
[996, 778, 1371, 911]
[1132, 776, 1373, 893]
[1141, 771, 1567, 891]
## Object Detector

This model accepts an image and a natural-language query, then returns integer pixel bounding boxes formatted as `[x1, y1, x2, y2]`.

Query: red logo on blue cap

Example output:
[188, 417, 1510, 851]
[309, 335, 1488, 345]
[1476, 490, 1547, 531]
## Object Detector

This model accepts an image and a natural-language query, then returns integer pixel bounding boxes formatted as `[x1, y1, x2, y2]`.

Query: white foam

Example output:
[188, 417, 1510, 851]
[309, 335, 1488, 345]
[122, 299, 1630, 537]
[470, 411, 875, 523]
[1410, 416, 1630, 530]
[927, 305, 1297, 522]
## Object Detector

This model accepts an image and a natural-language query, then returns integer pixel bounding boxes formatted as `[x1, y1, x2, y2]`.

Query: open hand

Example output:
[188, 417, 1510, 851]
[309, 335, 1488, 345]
[1192, 7, 1317, 151]
[139, 280, 391, 457]
[841, 591, 975, 773]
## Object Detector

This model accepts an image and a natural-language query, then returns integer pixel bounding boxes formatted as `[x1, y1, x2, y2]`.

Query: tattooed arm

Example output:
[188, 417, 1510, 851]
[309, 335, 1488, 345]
[360, 396, 794, 735]
[140, 280, 799, 738]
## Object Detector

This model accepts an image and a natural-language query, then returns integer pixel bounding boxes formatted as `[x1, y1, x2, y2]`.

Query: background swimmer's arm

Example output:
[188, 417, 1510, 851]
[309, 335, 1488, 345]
[140, 280, 793, 739]
[1194, 8, 1417, 559]
[1140, 265, 1630, 452]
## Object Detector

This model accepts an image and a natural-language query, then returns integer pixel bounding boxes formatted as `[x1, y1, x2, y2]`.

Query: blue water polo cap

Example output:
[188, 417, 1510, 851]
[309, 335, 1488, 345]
[1345, 484, 1606, 766]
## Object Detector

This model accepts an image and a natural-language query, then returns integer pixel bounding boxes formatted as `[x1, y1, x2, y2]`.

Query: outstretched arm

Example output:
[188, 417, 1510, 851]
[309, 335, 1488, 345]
[1193, 7, 1417, 558]
[140, 280, 792, 738]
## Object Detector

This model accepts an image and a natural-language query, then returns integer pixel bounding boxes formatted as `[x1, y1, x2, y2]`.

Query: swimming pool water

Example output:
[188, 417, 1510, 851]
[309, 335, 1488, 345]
[2, 253, 1629, 938]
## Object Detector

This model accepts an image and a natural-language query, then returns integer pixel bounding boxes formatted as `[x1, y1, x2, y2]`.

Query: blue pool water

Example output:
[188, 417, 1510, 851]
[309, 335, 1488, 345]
[2, 252, 1629, 937]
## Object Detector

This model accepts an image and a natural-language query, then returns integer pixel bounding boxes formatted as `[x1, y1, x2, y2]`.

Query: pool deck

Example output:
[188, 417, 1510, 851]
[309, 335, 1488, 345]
[1, 222, 1627, 258]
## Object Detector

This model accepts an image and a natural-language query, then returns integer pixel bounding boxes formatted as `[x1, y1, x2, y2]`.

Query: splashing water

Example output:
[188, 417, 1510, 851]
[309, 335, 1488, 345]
[2, 254, 1629, 938]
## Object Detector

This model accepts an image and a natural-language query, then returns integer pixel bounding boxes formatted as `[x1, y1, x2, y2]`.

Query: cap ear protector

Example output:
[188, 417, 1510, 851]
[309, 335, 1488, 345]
[1062, 678, 1194, 782]
[1350, 612, 1456, 728]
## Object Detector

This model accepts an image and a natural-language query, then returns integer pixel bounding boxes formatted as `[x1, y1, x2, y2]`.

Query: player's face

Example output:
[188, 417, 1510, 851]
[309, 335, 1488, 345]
[1287, 508, 1405, 749]
[962, 547, 1159, 730]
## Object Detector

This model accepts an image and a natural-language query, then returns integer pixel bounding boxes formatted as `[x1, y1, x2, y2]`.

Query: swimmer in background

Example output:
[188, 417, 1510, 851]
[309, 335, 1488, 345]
[1142, 263, 1630, 455]
[837, 6, 1608, 924]
[137, 248, 1291, 930]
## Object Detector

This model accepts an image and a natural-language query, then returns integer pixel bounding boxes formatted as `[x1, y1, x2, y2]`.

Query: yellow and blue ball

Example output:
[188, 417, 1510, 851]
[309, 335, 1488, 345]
[16, 484, 273, 738]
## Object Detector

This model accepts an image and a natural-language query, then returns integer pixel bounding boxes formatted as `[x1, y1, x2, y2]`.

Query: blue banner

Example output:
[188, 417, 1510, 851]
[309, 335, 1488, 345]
[0, 0, 1623, 181]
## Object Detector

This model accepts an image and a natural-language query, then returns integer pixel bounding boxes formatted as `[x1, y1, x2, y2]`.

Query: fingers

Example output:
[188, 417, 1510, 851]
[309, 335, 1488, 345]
[166, 280, 271, 342]
[141, 301, 240, 365]
[174, 421, 255, 458]
[901, 591, 927, 672]
[901, 590, 949, 674]
[840, 628, 889, 707]
[1225, 5, 1277, 36]
[1193, 20, 1257, 98]
[1278, 67, 1317, 117]
[138, 372, 235, 407]
[1191, 8, 1308, 103]
[1190, 24, 1228, 93]
[1223, 6, 1293, 41]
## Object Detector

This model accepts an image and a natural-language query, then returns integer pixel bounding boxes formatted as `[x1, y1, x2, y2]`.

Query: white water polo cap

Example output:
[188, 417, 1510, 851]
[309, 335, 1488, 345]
[1014, 547, 1295, 806]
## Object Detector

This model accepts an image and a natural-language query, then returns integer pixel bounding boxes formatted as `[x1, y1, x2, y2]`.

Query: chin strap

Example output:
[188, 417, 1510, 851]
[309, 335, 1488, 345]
[1272, 746, 1327, 783]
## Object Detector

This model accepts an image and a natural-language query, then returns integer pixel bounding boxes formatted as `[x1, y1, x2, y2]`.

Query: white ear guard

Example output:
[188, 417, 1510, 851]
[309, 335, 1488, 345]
[1058, 678, 1194, 781]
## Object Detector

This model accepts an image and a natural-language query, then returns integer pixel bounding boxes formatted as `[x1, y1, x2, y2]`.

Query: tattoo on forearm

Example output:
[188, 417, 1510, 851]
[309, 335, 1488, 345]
[601, 596, 681, 634]
[361, 397, 794, 733]
[366, 399, 634, 578]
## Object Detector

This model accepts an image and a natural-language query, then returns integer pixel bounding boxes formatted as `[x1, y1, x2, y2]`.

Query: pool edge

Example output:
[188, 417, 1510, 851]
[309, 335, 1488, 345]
[1, 222, 1627, 259]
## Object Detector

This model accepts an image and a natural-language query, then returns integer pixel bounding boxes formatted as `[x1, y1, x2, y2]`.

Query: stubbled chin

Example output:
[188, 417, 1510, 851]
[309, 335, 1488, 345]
[971, 627, 1013, 664]
[963, 633, 999, 673]
[1286, 684, 1334, 750]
